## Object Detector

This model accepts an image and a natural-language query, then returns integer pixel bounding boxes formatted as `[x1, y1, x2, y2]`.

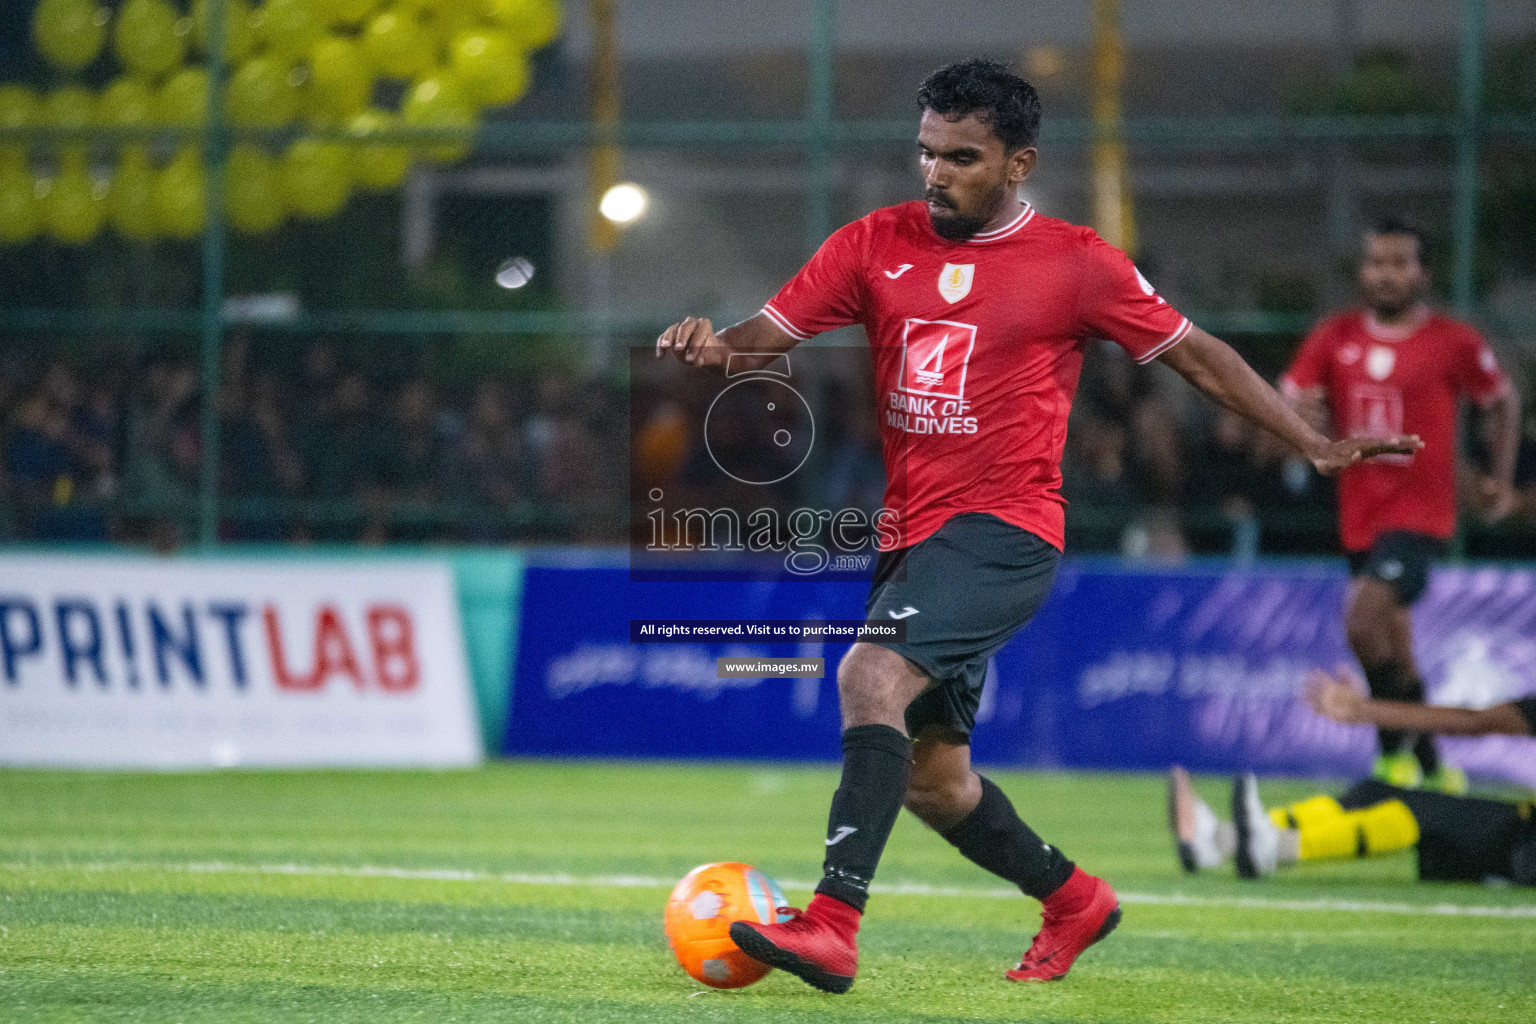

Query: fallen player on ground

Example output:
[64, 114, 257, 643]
[1166, 676, 1536, 886]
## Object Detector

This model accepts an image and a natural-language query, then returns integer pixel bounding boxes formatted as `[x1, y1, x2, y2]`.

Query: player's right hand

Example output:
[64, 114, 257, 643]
[1305, 668, 1369, 724]
[1475, 476, 1517, 525]
[656, 316, 728, 369]
[1308, 434, 1423, 475]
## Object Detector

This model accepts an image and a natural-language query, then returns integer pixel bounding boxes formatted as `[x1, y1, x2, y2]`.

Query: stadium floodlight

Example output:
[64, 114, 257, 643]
[600, 182, 648, 224]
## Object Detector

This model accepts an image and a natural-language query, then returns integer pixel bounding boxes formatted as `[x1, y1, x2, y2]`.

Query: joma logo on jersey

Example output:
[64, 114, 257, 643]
[898, 318, 977, 400]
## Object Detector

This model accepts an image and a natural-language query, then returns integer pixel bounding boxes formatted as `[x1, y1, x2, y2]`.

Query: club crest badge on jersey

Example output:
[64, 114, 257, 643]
[937, 263, 974, 304]
[1367, 346, 1396, 380]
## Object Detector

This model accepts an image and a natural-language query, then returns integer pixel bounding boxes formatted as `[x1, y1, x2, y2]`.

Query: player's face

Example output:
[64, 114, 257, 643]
[1358, 232, 1427, 317]
[917, 110, 1035, 240]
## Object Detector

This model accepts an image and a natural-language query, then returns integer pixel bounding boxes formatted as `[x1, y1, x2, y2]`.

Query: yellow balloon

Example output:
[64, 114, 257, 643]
[0, 86, 41, 130]
[482, 0, 560, 50]
[115, 0, 188, 82]
[109, 149, 158, 240]
[227, 56, 302, 128]
[157, 67, 210, 128]
[451, 30, 528, 108]
[391, 0, 438, 17]
[308, 36, 374, 120]
[44, 87, 97, 129]
[257, 0, 324, 60]
[44, 87, 97, 162]
[154, 147, 206, 238]
[0, 161, 41, 244]
[314, 0, 381, 27]
[281, 138, 350, 218]
[347, 108, 409, 190]
[42, 154, 106, 243]
[33, 0, 108, 72]
[402, 75, 476, 162]
[524, 0, 562, 48]
[362, 9, 434, 80]
[431, 0, 480, 39]
[226, 143, 286, 233]
[192, 0, 259, 64]
[99, 78, 157, 155]
[100, 78, 156, 127]
[0, 86, 40, 165]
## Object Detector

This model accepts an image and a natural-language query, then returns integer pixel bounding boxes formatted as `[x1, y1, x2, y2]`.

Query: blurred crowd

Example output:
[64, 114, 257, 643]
[1063, 341, 1337, 559]
[0, 339, 624, 547]
[3, 337, 1534, 556]
[1065, 340, 1536, 559]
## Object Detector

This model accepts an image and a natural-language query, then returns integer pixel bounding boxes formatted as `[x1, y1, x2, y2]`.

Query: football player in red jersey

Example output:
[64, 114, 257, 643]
[657, 59, 1419, 993]
[1282, 219, 1521, 794]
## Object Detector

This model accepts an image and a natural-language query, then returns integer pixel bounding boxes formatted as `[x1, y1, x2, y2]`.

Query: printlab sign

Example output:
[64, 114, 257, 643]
[0, 556, 481, 768]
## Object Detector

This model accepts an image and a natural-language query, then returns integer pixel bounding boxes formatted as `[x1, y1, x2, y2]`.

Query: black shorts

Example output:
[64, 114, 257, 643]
[1340, 779, 1536, 885]
[861, 512, 1059, 740]
[1346, 530, 1447, 605]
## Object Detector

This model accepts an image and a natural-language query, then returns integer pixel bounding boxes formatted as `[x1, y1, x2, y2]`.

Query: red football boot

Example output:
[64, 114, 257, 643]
[728, 893, 859, 993]
[1005, 868, 1122, 983]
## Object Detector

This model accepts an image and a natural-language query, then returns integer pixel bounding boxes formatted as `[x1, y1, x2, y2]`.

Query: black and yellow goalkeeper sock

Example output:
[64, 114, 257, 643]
[1269, 794, 1345, 832]
[1292, 799, 1419, 861]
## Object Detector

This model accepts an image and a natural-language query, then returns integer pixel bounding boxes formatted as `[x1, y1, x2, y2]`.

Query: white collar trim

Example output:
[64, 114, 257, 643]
[964, 203, 1035, 244]
[1363, 305, 1430, 341]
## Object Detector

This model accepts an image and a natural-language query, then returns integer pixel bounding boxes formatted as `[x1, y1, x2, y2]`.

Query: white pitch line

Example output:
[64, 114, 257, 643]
[5, 860, 1536, 920]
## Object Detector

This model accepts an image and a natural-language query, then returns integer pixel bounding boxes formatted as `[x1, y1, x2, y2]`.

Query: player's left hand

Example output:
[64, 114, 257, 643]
[1308, 434, 1423, 476]
[1475, 475, 1517, 525]
[1305, 668, 1369, 724]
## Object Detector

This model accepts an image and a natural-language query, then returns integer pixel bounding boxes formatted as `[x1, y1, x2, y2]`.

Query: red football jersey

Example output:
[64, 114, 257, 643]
[762, 200, 1191, 551]
[1282, 307, 1508, 552]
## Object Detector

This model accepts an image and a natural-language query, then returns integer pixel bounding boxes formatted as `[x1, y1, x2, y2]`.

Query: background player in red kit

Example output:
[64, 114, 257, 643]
[1282, 219, 1521, 794]
[657, 59, 1419, 994]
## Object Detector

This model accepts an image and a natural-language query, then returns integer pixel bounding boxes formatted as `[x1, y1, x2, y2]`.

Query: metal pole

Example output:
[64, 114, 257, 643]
[588, 0, 621, 256]
[1089, 0, 1134, 254]
[588, 0, 620, 370]
[197, 0, 230, 548]
[1451, 0, 1484, 316]
[1323, 0, 1359, 305]
[805, 0, 835, 254]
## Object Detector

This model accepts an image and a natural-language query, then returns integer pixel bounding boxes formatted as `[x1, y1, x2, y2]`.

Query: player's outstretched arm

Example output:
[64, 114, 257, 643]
[1158, 326, 1424, 476]
[655, 313, 801, 374]
[1475, 384, 1522, 523]
[1307, 669, 1533, 737]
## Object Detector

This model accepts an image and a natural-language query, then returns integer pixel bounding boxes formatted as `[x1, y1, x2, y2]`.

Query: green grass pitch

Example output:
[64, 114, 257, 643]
[1, 762, 1532, 1023]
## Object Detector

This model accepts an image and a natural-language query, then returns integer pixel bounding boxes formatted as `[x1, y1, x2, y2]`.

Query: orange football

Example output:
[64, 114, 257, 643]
[663, 861, 791, 988]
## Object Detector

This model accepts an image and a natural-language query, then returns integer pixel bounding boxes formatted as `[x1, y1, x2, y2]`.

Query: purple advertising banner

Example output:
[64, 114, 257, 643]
[510, 558, 1536, 786]
[979, 562, 1536, 787]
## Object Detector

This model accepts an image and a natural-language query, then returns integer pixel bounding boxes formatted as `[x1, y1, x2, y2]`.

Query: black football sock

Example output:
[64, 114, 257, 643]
[814, 724, 912, 913]
[1412, 732, 1441, 777]
[942, 774, 1075, 900]
[1392, 672, 1440, 776]
[1362, 663, 1406, 755]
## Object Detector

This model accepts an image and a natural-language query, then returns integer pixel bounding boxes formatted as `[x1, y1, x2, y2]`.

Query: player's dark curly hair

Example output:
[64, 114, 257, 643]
[1367, 215, 1427, 262]
[917, 59, 1041, 151]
